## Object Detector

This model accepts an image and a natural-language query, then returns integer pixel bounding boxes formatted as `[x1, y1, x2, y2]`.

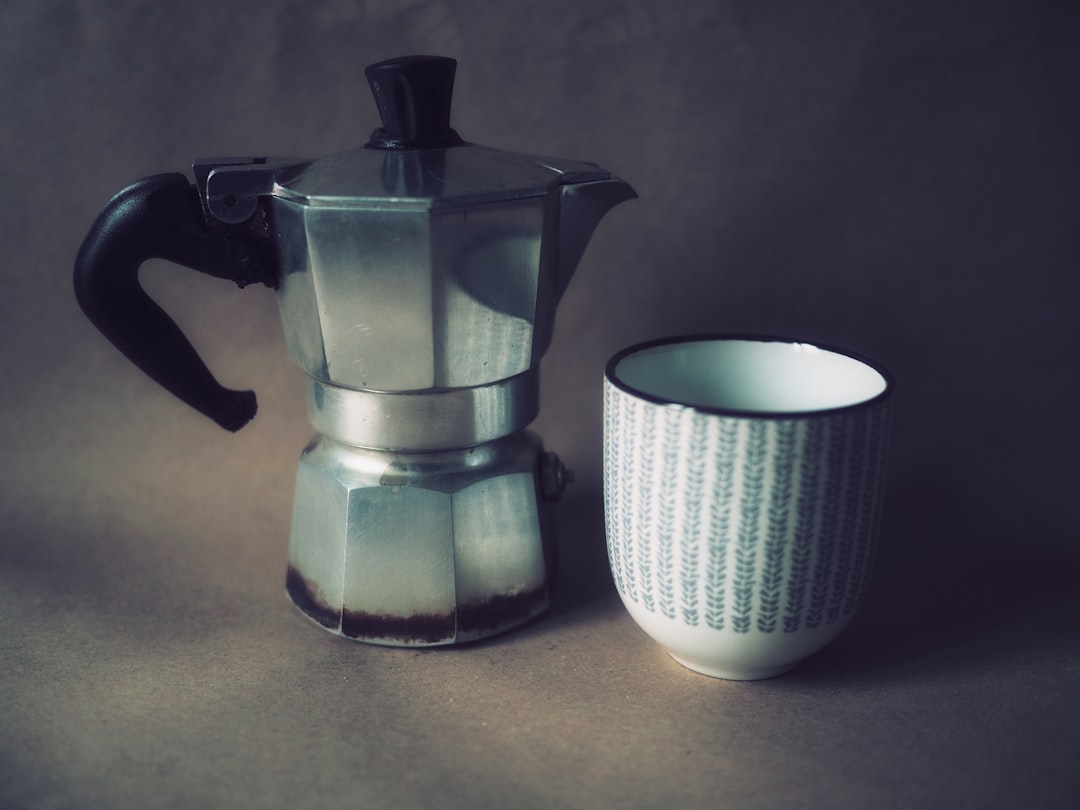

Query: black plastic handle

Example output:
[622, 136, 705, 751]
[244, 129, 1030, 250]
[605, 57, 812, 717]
[73, 173, 275, 432]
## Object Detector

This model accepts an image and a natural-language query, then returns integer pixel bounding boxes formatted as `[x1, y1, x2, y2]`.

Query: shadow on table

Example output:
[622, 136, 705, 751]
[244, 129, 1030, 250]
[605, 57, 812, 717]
[792, 479, 1080, 685]
[546, 483, 617, 616]
[463, 475, 1080, 673]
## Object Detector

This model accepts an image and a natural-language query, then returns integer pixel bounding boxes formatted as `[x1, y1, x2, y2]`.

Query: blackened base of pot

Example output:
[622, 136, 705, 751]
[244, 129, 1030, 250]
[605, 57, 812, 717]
[286, 564, 549, 646]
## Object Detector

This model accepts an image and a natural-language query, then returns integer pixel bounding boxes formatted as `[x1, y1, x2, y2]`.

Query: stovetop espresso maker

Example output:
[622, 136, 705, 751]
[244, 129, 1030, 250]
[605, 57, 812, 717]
[74, 55, 634, 645]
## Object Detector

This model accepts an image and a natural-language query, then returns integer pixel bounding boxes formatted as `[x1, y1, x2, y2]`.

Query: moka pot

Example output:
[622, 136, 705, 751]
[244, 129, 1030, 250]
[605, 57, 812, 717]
[73, 55, 635, 645]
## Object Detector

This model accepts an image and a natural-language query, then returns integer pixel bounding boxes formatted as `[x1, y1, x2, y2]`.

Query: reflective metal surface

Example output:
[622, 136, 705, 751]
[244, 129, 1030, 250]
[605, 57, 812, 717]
[285, 432, 553, 645]
[308, 370, 539, 451]
[273, 192, 547, 390]
[273, 145, 612, 208]
[196, 130, 633, 647]
[202, 149, 634, 393]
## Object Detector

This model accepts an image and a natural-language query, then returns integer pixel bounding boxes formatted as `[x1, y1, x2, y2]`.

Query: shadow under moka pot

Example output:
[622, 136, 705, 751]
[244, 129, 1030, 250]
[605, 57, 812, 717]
[74, 55, 635, 645]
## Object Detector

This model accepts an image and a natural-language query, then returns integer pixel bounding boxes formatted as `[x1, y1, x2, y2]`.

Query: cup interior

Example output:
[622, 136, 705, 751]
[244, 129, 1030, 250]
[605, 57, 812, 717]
[610, 337, 890, 415]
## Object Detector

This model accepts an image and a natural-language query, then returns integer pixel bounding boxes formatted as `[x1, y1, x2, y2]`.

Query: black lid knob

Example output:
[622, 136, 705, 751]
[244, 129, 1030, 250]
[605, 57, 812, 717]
[365, 55, 464, 149]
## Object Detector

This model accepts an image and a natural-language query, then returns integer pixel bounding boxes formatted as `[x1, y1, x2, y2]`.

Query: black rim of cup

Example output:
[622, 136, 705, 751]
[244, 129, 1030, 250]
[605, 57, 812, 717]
[604, 333, 896, 420]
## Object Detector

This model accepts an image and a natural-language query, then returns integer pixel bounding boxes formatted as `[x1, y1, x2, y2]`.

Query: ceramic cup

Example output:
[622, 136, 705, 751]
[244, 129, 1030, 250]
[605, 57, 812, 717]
[603, 335, 894, 680]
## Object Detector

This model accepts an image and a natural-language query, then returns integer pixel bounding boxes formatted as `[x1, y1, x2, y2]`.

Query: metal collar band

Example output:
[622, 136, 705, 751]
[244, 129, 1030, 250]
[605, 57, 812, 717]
[307, 370, 540, 451]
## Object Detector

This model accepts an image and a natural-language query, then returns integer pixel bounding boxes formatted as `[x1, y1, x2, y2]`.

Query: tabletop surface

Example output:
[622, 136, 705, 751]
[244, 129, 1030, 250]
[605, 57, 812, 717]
[4, 448, 1079, 810]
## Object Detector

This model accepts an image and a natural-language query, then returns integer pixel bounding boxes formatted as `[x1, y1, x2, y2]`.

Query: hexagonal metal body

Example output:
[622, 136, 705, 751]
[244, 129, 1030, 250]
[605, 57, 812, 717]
[271, 160, 552, 393]
[285, 431, 553, 645]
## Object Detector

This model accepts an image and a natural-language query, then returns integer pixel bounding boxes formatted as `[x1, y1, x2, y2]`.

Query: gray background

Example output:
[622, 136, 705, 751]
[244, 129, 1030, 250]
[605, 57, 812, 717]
[3, 1, 1078, 808]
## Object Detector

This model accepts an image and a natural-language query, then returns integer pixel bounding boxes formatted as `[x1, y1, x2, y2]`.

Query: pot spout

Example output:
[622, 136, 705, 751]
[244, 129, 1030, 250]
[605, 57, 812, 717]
[551, 177, 637, 301]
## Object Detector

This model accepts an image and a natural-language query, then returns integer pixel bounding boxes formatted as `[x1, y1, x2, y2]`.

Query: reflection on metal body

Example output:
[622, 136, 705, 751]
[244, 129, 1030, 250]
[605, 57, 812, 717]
[265, 146, 627, 393]
[274, 194, 544, 390]
[285, 431, 553, 646]
[233, 146, 634, 645]
[197, 110, 633, 646]
[307, 370, 539, 451]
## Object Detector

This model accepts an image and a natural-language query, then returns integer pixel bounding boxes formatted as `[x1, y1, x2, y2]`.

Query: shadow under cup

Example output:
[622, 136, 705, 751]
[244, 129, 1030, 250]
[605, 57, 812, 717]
[603, 336, 894, 680]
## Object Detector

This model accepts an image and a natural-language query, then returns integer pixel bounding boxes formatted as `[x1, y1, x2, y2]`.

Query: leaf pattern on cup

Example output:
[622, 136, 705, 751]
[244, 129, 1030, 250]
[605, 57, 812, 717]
[656, 408, 682, 620]
[704, 417, 738, 630]
[805, 419, 847, 630]
[679, 412, 708, 626]
[783, 420, 825, 633]
[757, 420, 796, 633]
[732, 421, 767, 633]
[603, 377, 892, 636]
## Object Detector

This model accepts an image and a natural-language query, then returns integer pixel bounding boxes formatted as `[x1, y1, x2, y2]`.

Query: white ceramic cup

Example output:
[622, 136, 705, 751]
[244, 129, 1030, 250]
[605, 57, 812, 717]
[603, 335, 894, 680]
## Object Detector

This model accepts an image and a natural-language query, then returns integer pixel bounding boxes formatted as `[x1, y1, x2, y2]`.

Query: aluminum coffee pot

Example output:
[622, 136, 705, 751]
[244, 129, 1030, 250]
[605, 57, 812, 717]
[74, 55, 635, 645]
